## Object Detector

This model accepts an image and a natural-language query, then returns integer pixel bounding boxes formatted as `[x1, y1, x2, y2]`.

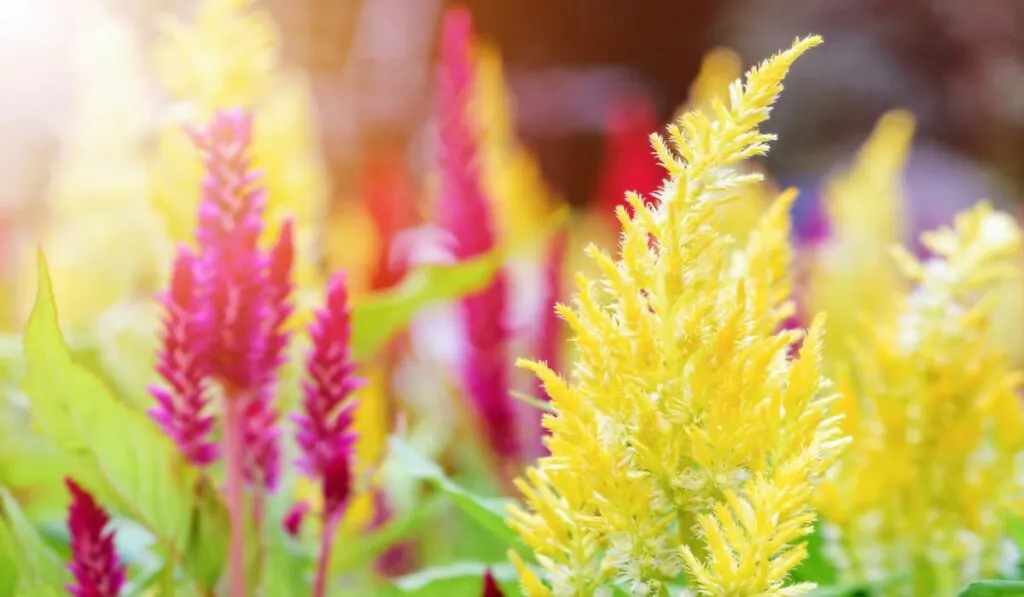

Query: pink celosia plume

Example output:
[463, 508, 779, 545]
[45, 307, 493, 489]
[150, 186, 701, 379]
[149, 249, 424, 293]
[149, 249, 217, 467]
[594, 94, 664, 224]
[65, 478, 125, 597]
[294, 272, 365, 517]
[436, 6, 518, 464]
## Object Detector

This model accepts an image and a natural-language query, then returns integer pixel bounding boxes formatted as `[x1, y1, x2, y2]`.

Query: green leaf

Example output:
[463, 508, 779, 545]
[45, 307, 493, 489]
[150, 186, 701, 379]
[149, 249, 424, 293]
[385, 561, 523, 596]
[958, 581, 1024, 596]
[350, 252, 503, 360]
[791, 522, 838, 586]
[387, 437, 522, 550]
[349, 207, 570, 360]
[20, 252, 228, 591]
[257, 492, 309, 597]
[0, 488, 66, 593]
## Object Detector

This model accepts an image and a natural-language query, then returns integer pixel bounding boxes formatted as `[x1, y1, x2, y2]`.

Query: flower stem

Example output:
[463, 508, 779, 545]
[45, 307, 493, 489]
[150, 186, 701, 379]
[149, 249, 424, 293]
[313, 512, 342, 597]
[223, 394, 248, 597]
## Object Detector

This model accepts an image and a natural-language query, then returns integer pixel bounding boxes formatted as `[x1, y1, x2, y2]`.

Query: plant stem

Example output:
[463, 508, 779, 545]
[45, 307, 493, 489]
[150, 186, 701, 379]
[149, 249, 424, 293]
[224, 394, 248, 597]
[313, 512, 342, 597]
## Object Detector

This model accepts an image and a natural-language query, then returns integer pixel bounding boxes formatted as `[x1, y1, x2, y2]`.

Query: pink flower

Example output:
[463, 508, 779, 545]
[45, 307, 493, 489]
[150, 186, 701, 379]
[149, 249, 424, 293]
[294, 273, 365, 519]
[188, 108, 269, 393]
[149, 249, 217, 466]
[436, 6, 518, 463]
[282, 501, 310, 538]
[65, 478, 125, 597]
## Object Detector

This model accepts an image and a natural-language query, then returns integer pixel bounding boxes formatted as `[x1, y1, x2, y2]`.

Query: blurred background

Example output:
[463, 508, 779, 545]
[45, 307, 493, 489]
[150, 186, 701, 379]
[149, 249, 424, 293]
[2, 0, 1022, 233]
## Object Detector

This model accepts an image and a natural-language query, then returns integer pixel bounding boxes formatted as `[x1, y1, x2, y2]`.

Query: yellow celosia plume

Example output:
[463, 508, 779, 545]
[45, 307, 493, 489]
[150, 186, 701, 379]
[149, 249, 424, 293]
[508, 36, 847, 597]
[807, 110, 916, 367]
[816, 202, 1024, 596]
[472, 41, 559, 249]
[678, 46, 776, 245]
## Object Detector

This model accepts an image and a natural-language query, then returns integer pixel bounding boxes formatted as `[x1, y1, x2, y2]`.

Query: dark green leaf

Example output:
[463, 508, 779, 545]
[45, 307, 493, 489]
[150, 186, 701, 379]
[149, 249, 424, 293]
[20, 252, 227, 591]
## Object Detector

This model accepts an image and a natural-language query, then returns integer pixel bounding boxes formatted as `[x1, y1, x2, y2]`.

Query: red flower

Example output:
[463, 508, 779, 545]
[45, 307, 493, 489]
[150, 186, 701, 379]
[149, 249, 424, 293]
[65, 478, 125, 597]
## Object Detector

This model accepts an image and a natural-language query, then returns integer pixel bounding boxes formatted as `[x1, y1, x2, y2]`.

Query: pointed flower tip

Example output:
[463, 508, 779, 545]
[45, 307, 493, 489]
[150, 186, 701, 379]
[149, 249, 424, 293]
[481, 569, 505, 597]
[65, 478, 125, 597]
[282, 501, 310, 537]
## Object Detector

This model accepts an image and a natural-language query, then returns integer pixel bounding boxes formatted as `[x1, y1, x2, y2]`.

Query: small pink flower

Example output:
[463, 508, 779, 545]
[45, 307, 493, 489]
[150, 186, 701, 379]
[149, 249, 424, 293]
[282, 501, 310, 538]
[65, 478, 125, 597]
[149, 249, 217, 466]
[294, 273, 365, 519]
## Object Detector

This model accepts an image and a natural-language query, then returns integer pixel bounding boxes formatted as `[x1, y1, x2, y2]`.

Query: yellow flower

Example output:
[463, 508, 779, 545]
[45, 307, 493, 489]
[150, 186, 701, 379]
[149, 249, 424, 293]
[509, 36, 846, 597]
[806, 110, 916, 367]
[472, 41, 560, 250]
[677, 46, 775, 245]
[816, 202, 1024, 595]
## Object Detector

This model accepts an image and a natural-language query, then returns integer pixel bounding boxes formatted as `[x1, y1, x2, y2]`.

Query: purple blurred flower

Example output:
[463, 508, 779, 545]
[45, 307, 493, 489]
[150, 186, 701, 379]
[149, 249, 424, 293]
[65, 478, 125, 597]
[436, 6, 518, 463]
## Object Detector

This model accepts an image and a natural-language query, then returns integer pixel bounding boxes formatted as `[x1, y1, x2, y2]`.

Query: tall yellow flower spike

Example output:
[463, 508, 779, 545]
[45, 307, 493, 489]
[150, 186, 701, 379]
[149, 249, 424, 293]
[816, 202, 1024, 596]
[473, 41, 559, 249]
[807, 110, 916, 368]
[677, 46, 776, 245]
[148, 0, 328, 293]
[509, 36, 847, 597]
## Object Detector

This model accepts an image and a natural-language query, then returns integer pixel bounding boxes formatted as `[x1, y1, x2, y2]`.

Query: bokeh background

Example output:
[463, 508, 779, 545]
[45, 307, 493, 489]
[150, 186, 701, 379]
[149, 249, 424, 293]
[2, 0, 1023, 240]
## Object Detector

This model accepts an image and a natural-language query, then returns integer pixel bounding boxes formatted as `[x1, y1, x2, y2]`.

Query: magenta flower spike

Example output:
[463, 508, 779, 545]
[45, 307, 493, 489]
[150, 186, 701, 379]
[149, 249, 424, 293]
[188, 108, 269, 393]
[294, 272, 365, 597]
[149, 248, 217, 466]
[436, 6, 518, 465]
[65, 478, 125, 597]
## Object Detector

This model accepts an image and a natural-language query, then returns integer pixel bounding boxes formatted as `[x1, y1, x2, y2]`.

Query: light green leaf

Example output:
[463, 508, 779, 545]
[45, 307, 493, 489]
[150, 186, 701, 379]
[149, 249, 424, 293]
[333, 492, 445, 572]
[386, 561, 522, 596]
[509, 391, 555, 414]
[351, 251, 502, 359]
[0, 488, 66, 593]
[387, 437, 521, 549]
[958, 581, 1024, 596]
[20, 252, 227, 591]
[349, 207, 569, 360]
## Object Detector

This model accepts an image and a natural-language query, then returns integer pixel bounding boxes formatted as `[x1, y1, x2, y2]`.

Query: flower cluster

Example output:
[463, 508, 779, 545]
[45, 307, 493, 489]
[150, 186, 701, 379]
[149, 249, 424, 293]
[816, 203, 1024, 594]
[149, 109, 293, 491]
[509, 36, 848, 596]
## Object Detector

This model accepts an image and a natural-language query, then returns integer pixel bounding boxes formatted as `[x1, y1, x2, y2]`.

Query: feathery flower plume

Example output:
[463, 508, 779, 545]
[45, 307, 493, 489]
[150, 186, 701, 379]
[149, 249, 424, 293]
[65, 478, 125, 597]
[188, 108, 269, 391]
[508, 36, 846, 596]
[816, 203, 1024, 594]
[294, 272, 365, 597]
[149, 249, 217, 466]
[436, 7, 518, 464]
